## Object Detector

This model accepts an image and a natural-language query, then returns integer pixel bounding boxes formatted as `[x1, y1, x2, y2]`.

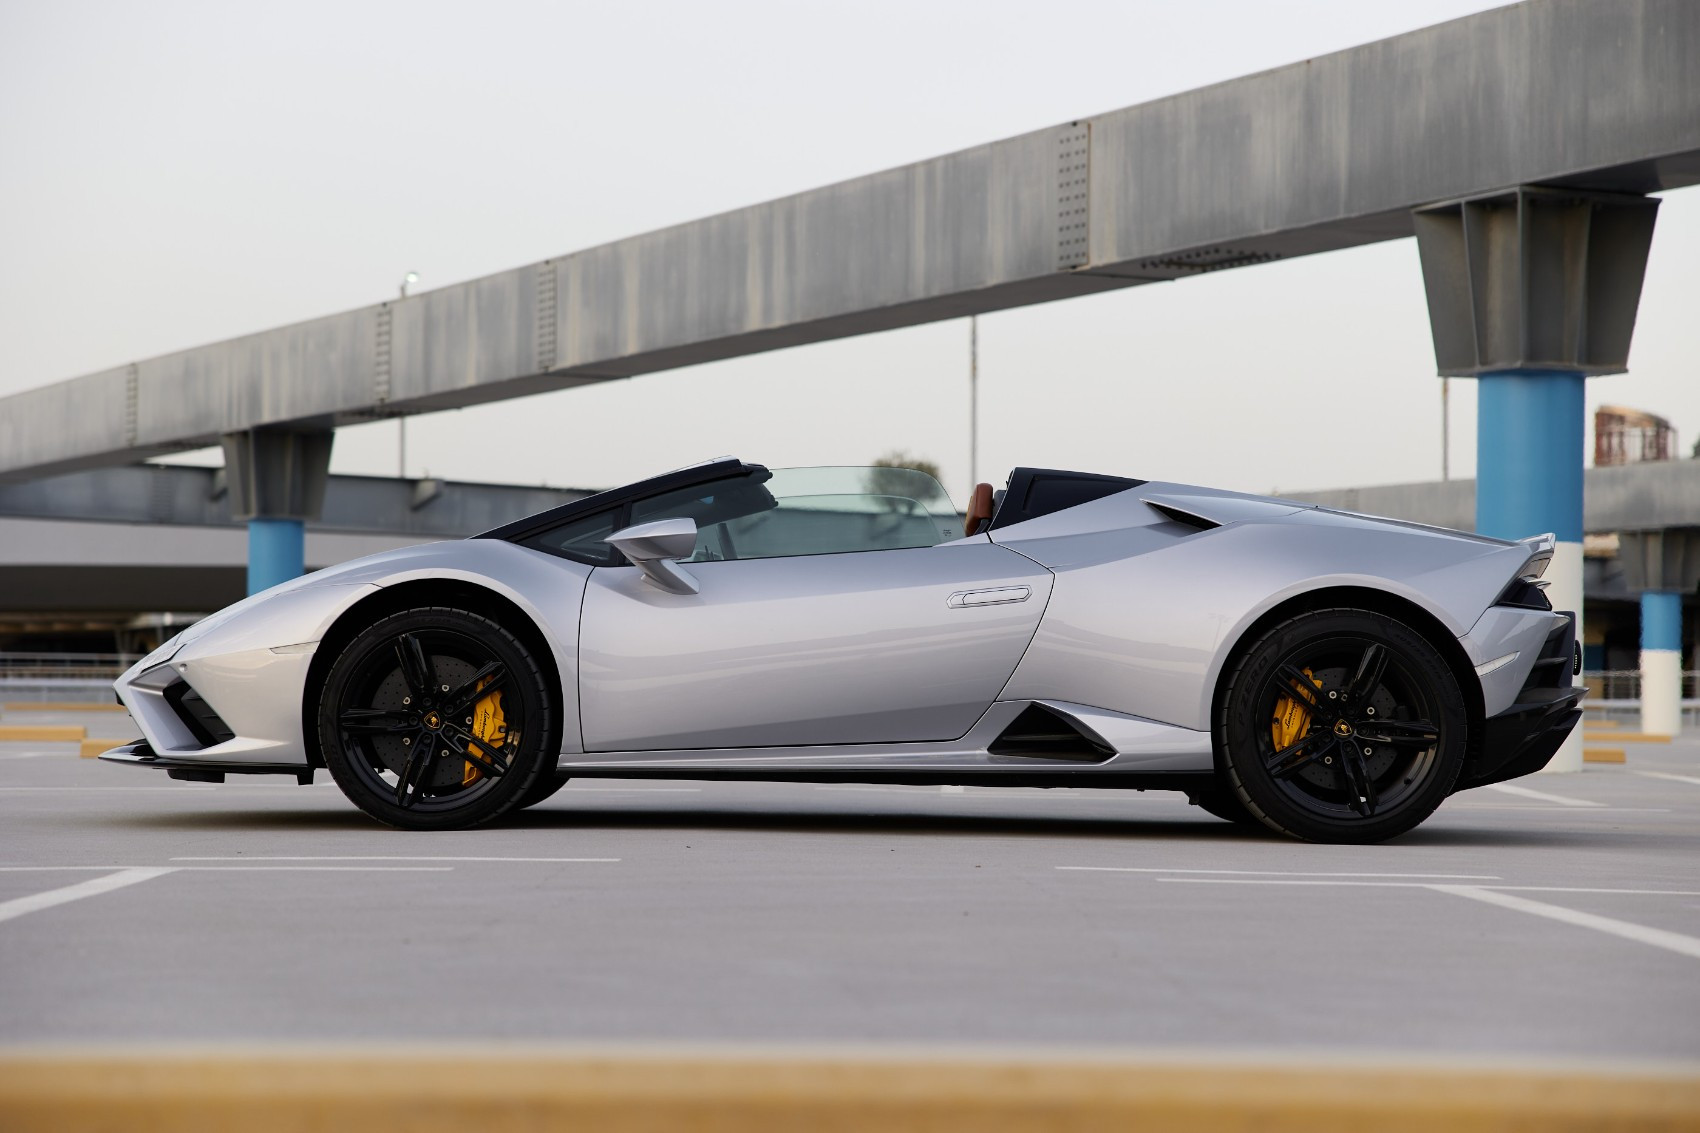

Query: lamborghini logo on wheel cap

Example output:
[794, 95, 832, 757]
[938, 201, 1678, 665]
[424, 711, 441, 730]
[1334, 719, 1354, 737]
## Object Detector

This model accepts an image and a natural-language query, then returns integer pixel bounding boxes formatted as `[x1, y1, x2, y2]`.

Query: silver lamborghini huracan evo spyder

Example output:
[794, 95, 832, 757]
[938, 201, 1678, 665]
[105, 459, 1583, 843]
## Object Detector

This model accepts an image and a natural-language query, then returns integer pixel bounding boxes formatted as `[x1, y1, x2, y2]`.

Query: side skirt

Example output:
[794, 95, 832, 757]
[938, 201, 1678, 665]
[555, 766, 1218, 791]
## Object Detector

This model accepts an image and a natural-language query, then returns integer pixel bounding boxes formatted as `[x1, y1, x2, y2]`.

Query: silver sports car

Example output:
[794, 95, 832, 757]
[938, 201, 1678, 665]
[105, 459, 1582, 843]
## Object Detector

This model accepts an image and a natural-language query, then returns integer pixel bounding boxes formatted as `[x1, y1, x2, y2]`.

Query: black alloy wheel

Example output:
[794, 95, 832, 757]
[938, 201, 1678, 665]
[318, 607, 558, 830]
[1216, 608, 1467, 844]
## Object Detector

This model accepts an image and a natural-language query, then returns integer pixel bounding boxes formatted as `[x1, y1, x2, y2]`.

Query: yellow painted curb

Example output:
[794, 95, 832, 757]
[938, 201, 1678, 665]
[78, 738, 131, 760]
[1585, 732, 1674, 744]
[1584, 747, 1627, 764]
[1585, 719, 1622, 729]
[0, 1050, 1698, 1133]
[2, 702, 129, 713]
[0, 725, 85, 742]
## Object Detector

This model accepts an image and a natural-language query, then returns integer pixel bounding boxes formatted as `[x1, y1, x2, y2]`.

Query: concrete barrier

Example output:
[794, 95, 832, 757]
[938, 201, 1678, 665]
[1585, 732, 1675, 743]
[3, 702, 129, 713]
[0, 1048, 1696, 1132]
[0, 725, 84, 742]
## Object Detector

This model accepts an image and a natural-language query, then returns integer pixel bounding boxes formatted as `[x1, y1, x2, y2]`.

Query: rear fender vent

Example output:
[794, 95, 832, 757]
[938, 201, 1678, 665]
[1143, 500, 1221, 532]
[988, 704, 1115, 762]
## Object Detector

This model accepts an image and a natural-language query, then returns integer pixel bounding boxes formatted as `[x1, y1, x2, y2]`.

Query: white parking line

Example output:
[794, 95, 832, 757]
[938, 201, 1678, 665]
[1635, 770, 1700, 788]
[1429, 884, 1700, 962]
[0, 865, 453, 873]
[0, 864, 458, 927]
[1154, 879, 1700, 896]
[0, 868, 174, 925]
[1483, 783, 1606, 807]
[1448, 805, 1671, 813]
[1135, 875, 1700, 962]
[170, 856, 619, 863]
[1057, 867, 1502, 879]
[0, 786, 216, 792]
[561, 787, 702, 793]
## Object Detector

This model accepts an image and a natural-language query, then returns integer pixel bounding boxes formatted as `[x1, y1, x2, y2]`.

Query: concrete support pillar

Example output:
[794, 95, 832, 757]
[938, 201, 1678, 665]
[1640, 590, 1683, 737]
[1620, 532, 1700, 737]
[1414, 186, 1658, 773]
[1475, 370, 1586, 770]
[221, 428, 334, 595]
[247, 517, 307, 596]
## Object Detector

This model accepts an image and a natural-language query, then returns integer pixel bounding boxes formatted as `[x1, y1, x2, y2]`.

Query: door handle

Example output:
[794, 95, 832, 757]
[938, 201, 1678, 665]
[947, 586, 1031, 608]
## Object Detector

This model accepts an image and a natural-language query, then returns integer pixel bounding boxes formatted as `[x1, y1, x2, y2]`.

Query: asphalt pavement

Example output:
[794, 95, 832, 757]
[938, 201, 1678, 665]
[1, 712, 1697, 1061]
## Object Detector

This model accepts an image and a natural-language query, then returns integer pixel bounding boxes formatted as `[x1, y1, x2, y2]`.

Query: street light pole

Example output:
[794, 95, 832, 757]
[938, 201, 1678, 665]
[1441, 376, 1451, 481]
[968, 315, 978, 492]
[398, 272, 419, 479]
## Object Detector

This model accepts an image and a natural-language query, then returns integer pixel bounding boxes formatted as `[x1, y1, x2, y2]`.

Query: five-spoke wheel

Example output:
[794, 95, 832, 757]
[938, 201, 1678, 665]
[318, 607, 558, 830]
[1216, 608, 1466, 843]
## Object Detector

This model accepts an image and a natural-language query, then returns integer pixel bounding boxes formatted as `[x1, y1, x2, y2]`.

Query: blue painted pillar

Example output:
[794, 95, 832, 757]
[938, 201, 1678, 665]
[223, 428, 331, 597]
[1640, 589, 1683, 736]
[1474, 371, 1585, 543]
[1475, 369, 1586, 770]
[247, 517, 306, 595]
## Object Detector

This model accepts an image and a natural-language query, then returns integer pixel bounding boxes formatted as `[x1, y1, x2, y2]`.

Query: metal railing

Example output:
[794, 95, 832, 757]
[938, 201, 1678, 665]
[1583, 670, 1700, 701]
[0, 653, 136, 681]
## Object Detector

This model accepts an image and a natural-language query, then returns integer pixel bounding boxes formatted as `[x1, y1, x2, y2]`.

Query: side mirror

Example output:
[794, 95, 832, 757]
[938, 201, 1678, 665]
[606, 517, 700, 595]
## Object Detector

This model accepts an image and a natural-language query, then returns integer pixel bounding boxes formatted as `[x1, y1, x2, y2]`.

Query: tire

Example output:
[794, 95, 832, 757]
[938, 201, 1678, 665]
[1187, 784, 1262, 827]
[317, 606, 559, 831]
[1216, 608, 1467, 844]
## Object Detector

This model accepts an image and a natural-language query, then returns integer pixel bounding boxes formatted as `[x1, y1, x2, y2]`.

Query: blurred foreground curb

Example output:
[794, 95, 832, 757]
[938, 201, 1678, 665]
[2, 1046, 1698, 1131]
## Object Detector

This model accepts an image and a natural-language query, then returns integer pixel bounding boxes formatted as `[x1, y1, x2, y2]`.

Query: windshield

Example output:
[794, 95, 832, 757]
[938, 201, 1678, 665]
[630, 465, 960, 562]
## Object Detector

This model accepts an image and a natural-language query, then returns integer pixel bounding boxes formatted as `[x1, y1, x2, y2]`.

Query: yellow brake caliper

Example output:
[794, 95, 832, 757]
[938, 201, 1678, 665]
[1272, 667, 1321, 750]
[461, 676, 509, 785]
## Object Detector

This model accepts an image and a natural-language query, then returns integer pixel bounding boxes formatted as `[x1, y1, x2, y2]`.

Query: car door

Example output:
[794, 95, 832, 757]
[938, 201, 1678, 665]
[575, 467, 1053, 753]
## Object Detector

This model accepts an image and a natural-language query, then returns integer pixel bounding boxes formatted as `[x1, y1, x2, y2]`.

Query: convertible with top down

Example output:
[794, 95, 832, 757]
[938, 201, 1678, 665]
[104, 458, 1583, 843]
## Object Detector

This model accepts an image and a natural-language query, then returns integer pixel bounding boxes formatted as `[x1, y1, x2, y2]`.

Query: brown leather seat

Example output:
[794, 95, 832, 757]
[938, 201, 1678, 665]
[964, 482, 995, 537]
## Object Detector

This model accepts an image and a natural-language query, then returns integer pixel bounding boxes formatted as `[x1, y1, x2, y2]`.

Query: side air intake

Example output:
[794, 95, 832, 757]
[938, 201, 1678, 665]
[988, 704, 1115, 762]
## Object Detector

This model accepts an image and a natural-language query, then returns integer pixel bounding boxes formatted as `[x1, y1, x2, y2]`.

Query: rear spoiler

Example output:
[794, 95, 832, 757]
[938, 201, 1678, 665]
[1518, 532, 1556, 582]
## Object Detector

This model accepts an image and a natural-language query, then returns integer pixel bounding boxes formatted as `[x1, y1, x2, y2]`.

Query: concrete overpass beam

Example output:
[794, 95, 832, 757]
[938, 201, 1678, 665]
[220, 428, 334, 594]
[1414, 187, 1659, 770]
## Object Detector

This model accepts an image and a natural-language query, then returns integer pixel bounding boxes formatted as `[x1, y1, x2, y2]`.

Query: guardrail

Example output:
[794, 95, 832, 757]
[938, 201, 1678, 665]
[1584, 670, 1700, 701]
[0, 653, 135, 681]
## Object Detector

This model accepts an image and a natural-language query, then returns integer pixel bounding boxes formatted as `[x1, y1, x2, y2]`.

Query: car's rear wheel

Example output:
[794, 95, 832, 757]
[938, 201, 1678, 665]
[318, 607, 558, 830]
[1216, 608, 1466, 844]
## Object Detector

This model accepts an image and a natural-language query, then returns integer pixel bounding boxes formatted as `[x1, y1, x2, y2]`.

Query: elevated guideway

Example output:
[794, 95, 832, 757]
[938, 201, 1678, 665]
[0, 0, 1696, 485]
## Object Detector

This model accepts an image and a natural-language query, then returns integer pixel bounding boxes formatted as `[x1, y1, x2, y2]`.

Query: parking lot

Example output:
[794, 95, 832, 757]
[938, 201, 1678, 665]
[2, 710, 1697, 1062]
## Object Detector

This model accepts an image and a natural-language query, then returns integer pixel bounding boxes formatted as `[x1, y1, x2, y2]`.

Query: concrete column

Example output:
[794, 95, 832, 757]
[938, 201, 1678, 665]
[1413, 187, 1658, 774]
[221, 428, 333, 596]
[1475, 370, 1586, 771]
[1640, 590, 1682, 737]
[247, 517, 307, 596]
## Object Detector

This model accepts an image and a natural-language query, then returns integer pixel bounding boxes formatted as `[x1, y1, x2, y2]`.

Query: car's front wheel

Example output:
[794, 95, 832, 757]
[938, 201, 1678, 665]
[318, 607, 558, 830]
[1216, 608, 1467, 844]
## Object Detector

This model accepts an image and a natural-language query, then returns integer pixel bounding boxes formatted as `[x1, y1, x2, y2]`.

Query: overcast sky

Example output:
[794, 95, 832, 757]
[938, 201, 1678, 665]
[2, 0, 1695, 504]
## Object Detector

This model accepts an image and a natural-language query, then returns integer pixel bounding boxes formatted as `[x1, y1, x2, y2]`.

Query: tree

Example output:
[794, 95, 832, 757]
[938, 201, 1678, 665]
[866, 451, 947, 506]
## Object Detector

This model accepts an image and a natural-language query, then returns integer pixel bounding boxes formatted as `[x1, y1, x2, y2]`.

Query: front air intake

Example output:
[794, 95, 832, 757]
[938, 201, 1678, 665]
[162, 680, 235, 747]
